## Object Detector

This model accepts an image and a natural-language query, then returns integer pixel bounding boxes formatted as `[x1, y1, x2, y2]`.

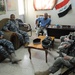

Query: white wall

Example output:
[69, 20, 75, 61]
[0, 0, 19, 20]
[24, 0, 75, 30]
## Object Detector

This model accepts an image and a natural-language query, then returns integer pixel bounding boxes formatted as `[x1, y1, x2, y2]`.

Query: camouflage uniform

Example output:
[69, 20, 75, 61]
[2, 20, 29, 44]
[0, 31, 14, 58]
[48, 41, 75, 74]
[35, 38, 75, 75]
[60, 32, 75, 42]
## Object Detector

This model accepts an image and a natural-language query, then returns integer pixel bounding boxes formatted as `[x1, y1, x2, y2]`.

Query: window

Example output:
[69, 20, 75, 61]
[33, 0, 57, 11]
[18, 0, 24, 15]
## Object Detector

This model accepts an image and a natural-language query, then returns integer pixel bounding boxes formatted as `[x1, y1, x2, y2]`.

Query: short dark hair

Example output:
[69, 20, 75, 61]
[10, 14, 15, 18]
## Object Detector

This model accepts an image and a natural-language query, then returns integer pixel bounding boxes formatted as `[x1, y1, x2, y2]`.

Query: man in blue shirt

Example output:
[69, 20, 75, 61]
[35, 13, 51, 36]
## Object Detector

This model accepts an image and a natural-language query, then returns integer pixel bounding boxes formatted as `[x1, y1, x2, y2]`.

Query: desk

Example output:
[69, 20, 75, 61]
[26, 36, 55, 63]
[47, 28, 75, 39]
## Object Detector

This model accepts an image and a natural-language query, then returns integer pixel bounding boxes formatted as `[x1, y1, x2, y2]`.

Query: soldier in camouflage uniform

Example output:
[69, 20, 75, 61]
[0, 31, 21, 64]
[35, 39, 75, 75]
[2, 14, 29, 47]
[60, 32, 75, 42]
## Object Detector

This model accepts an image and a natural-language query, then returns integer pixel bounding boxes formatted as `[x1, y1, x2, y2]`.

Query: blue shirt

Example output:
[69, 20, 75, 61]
[36, 17, 51, 27]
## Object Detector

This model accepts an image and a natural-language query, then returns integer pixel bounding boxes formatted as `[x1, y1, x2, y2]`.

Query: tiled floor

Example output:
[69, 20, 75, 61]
[0, 31, 61, 75]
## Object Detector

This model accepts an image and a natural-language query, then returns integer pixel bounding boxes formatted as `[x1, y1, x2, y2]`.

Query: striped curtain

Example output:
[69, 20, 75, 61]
[33, 0, 57, 11]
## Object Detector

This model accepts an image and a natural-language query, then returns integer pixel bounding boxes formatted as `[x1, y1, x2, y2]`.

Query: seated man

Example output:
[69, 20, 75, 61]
[35, 13, 51, 36]
[57, 39, 74, 57]
[0, 31, 21, 64]
[35, 39, 75, 75]
[2, 14, 29, 47]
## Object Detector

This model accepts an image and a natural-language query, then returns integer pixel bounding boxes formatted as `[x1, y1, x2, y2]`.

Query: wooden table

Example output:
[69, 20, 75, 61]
[27, 36, 55, 63]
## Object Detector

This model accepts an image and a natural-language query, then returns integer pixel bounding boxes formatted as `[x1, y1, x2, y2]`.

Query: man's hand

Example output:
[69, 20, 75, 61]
[45, 25, 49, 28]
[64, 38, 69, 41]
[0, 35, 3, 39]
[6, 30, 10, 32]
[64, 56, 73, 60]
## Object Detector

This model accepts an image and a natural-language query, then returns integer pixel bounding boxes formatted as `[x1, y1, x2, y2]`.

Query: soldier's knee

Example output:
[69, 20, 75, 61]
[0, 46, 4, 49]
[9, 46, 14, 50]
[6, 41, 13, 45]
[3, 39, 11, 44]
[56, 57, 63, 61]
[0, 46, 5, 52]
[18, 34, 23, 38]
[1, 39, 6, 42]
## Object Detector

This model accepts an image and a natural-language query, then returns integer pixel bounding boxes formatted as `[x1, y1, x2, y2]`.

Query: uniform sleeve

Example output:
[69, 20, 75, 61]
[0, 31, 4, 36]
[2, 20, 11, 31]
[16, 19, 24, 27]
[18, 22, 25, 27]
[70, 57, 75, 64]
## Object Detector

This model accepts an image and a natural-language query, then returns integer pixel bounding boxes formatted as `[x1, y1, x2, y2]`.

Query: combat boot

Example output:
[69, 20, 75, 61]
[35, 70, 50, 75]
[10, 53, 21, 64]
